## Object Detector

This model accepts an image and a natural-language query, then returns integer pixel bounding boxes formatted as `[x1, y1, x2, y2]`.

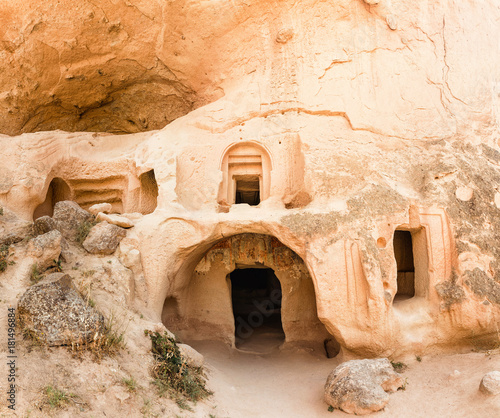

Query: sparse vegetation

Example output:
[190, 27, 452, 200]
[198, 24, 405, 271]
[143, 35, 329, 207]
[0, 244, 10, 272]
[328, 405, 334, 412]
[43, 385, 75, 409]
[76, 219, 97, 244]
[81, 269, 96, 278]
[122, 376, 138, 392]
[75, 311, 126, 360]
[50, 258, 63, 272]
[30, 263, 43, 284]
[391, 361, 408, 373]
[416, 356, 422, 362]
[145, 330, 212, 404]
[399, 377, 409, 391]
[0, 206, 3, 216]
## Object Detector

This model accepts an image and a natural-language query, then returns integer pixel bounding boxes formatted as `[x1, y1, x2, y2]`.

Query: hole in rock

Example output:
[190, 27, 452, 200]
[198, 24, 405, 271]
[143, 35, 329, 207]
[230, 267, 284, 350]
[33, 177, 71, 220]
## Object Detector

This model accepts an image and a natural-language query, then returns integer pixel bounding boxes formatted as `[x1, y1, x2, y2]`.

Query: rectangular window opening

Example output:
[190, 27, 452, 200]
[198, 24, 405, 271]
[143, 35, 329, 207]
[393, 230, 416, 302]
[235, 176, 260, 206]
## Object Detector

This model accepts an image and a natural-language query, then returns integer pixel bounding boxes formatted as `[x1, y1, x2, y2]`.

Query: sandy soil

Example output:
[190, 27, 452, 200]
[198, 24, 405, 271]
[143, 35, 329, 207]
[191, 340, 500, 418]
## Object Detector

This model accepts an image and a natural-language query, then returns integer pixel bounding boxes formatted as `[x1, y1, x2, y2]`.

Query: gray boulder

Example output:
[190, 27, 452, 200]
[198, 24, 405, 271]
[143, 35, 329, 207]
[26, 230, 62, 270]
[324, 358, 404, 415]
[52, 201, 93, 241]
[33, 215, 56, 236]
[480, 371, 500, 395]
[18, 273, 104, 346]
[83, 221, 127, 255]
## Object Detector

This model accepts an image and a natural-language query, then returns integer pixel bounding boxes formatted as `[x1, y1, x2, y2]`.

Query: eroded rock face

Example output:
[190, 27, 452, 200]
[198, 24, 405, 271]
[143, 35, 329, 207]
[0, 0, 499, 138]
[0, 207, 33, 245]
[18, 273, 105, 346]
[83, 221, 127, 255]
[324, 359, 404, 415]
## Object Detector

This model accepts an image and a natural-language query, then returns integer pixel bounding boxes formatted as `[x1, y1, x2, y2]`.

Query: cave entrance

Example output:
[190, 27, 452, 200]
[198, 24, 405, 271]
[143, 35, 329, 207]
[33, 177, 71, 220]
[230, 267, 284, 350]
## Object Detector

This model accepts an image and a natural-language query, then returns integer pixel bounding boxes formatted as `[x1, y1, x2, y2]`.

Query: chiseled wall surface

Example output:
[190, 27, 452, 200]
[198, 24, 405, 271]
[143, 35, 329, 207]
[1, 0, 500, 358]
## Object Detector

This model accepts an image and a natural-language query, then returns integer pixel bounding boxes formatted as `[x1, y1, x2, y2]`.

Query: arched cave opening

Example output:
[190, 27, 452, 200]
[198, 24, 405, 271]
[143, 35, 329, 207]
[163, 233, 336, 355]
[230, 267, 284, 350]
[33, 177, 71, 220]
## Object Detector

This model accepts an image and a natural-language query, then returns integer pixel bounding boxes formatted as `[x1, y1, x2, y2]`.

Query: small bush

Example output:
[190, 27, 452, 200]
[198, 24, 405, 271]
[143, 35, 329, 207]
[145, 330, 212, 403]
[76, 220, 97, 244]
[30, 263, 43, 284]
[0, 206, 3, 216]
[0, 244, 9, 272]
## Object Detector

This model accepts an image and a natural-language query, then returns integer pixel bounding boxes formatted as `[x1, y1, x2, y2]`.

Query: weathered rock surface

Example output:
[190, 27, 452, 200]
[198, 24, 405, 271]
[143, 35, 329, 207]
[0, 0, 498, 140]
[18, 273, 105, 346]
[324, 359, 404, 415]
[0, 207, 33, 245]
[52, 201, 93, 241]
[26, 230, 62, 270]
[96, 212, 134, 228]
[83, 221, 127, 255]
[479, 371, 500, 395]
[33, 215, 56, 236]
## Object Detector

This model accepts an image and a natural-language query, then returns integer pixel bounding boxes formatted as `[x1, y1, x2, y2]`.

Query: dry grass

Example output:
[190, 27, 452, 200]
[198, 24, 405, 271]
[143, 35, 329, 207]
[145, 330, 212, 404]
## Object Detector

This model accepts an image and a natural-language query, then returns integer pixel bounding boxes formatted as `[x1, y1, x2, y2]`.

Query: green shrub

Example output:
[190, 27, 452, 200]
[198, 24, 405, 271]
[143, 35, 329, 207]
[145, 330, 212, 403]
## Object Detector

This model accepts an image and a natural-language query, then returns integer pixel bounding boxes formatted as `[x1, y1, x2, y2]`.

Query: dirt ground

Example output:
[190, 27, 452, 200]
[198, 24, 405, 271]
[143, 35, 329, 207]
[192, 340, 500, 418]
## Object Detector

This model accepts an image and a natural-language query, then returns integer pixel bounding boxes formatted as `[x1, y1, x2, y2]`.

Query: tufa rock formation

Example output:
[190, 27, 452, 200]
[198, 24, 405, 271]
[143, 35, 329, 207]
[1, 0, 500, 359]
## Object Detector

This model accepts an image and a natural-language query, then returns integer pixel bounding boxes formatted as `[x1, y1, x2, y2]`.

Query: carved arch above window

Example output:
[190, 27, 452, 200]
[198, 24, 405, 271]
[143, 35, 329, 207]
[219, 142, 272, 206]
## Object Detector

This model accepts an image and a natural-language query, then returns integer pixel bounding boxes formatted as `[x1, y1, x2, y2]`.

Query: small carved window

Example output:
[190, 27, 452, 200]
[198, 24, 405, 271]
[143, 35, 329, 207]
[393, 227, 429, 303]
[219, 142, 272, 206]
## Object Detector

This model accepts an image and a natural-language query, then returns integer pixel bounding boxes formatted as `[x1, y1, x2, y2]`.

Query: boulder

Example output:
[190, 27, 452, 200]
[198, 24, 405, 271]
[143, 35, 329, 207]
[480, 371, 500, 395]
[52, 200, 93, 241]
[33, 216, 56, 236]
[96, 212, 134, 228]
[26, 230, 62, 270]
[89, 203, 113, 215]
[324, 358, 404, 415]
[83, 221, 127, 255]
[18, 273, 104, 346]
